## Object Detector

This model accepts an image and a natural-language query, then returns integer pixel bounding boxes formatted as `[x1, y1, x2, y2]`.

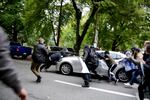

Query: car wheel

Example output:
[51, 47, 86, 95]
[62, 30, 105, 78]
[116, 68, 129, 82]
[60, 63, 73, 75]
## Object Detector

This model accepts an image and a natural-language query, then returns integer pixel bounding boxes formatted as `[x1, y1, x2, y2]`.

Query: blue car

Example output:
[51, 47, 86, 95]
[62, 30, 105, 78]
[9, 42, 32, 59]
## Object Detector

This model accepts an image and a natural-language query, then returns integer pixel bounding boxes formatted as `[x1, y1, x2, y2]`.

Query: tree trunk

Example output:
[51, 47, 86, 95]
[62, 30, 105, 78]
[74, 6, 99, 55]
[56, 0, 63, 46]
[111, 34, 121, 51]
[71, 0, 82, 55]
[71, 0, 99, 55]
[12, 25, 17, 42]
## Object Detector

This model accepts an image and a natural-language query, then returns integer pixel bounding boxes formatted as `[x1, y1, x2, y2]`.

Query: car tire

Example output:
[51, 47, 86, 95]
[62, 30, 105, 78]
[59, 63, 73, 75]
[116, 68, 130, 82]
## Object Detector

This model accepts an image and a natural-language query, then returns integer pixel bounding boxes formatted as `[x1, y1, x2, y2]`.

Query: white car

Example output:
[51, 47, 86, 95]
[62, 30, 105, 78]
[55, 51, 129, 82]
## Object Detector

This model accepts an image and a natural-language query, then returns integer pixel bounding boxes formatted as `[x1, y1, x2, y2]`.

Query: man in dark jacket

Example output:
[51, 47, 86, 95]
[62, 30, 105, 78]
[31, 37, 48, 83]
[0, 27, 28, 100]
[82, 45, 91, 87]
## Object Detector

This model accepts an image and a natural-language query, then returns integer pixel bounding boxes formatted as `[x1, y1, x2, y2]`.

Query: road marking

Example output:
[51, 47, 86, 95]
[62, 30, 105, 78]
[54, 80, 136, 98]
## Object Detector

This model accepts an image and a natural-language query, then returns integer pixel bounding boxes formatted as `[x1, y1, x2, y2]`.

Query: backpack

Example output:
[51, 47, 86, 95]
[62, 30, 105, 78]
[89, 48, 99, 66]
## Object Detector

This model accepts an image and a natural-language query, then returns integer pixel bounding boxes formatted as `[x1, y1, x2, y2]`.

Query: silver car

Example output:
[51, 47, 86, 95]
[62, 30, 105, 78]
[55, 51, 129, 82]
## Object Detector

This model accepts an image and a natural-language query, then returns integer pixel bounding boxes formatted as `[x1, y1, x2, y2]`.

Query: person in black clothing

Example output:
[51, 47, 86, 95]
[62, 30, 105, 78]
[40, 48, 69, 71]
[88, 46, 102, 80]
[82, 45, 91, 87]
[82, 45, 102, 87]
[31, 37, 48, 83]
[40, 52, 62, 71]
[83, 45, 91, 69]
[89, 46, 99, 72]
[138, 45, 150, 100]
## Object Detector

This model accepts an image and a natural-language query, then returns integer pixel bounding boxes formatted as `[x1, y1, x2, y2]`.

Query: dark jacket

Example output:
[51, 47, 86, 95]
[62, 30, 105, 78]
[143, 53, 150, 81]
[32, 43, 48, 63]
[0, 27, 22, 94]
[50, 52, 62, 62]
[83, 45, 91, 63]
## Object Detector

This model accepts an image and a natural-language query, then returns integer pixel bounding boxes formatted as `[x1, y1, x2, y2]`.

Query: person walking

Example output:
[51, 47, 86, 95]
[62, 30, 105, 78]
[31, 37, 48, 83]
[0, 27, 28, 100]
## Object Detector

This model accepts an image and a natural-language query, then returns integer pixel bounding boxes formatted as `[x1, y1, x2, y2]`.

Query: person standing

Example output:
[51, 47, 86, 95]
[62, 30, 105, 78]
[0, 27, 28, 100]
[138, 44, 150, 100]
[88, 46, 102, 80]
[31, 37, 48, 83]
[82, 45, 91, 87]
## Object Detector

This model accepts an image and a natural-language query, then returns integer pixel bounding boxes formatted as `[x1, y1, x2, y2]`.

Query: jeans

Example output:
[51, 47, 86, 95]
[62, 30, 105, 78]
[129, 69, 142, 85]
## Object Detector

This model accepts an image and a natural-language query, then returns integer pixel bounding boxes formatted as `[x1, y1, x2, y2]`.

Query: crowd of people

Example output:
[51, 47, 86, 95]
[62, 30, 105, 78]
[30, 36, 150, 100]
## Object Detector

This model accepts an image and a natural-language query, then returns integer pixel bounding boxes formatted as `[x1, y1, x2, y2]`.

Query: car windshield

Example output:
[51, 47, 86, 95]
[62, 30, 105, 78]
[110, 53, 124, 59]
[96, 51, 126, 60]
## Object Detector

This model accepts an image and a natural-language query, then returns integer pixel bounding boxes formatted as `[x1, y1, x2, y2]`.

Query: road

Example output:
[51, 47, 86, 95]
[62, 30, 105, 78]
[0, 60, 138, 100]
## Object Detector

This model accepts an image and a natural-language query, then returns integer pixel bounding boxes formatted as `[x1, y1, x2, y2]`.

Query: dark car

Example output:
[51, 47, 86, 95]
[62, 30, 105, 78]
[49, 46, 75, 56]
[9, 42, 32, 59]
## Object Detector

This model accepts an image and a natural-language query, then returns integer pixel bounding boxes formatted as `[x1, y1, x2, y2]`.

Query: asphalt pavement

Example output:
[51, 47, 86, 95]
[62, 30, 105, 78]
[0, 60, 139, 100]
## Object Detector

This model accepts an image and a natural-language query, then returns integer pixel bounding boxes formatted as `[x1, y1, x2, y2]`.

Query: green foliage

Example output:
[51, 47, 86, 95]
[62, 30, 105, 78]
[23, 0, 53, 45]
[0, 0, 150, 52]
[60, 22, 75, 48]
[0, 0, 24, 41]
[94, 0, 148, 51]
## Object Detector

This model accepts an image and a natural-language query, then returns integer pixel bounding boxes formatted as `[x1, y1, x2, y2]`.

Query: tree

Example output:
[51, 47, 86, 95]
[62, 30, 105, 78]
[71, 0, 99, 55]
[0, 0, 24, 42]
[95, 0, 147, 51]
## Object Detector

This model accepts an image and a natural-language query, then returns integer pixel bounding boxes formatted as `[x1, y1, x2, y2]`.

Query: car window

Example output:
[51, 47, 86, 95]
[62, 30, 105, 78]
[96, 51, 126, 60]
[110, 53, 116, 59]
[116, 54, 123, 59]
